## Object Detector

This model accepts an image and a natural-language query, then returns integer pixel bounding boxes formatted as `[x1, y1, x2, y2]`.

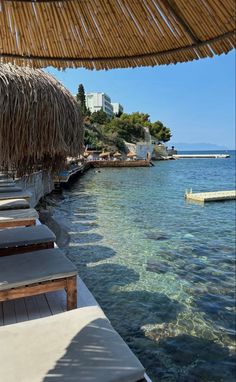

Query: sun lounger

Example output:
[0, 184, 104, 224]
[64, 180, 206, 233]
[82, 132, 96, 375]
[0, 225, 56, 256]
[0, 180, 14, 184]
[0, 175, 14, 181]
[0, 186, 22, 192]
[0, 248, 77, 310]
[0, 182, 16, 187]
[0, 208, 38, 228]
[0, 191, 32, 202]
[0, 305, 145, 382]
[0, 198, 30, 211]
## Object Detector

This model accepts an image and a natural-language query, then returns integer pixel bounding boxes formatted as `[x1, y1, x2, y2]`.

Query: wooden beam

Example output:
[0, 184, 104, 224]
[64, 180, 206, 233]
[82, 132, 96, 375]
[66, 276, 77, 310]
[161, 0, 201, 43]
[0, 279, 66, 302]
[0, 276, 77, 311]
[0, 219, 36, 228]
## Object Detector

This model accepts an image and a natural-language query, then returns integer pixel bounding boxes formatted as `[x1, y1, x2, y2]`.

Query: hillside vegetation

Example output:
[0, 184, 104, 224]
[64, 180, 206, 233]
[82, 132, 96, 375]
[84, 111, 171, 152]
[76, 84, 171, 152]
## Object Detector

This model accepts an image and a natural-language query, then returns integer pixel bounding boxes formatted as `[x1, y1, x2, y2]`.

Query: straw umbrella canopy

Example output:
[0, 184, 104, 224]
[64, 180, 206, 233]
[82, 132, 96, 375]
[113, 152, 122, 157]
[0, 1, 235, 70]
[99, 152, 111, 158]
[0, 63, 83, 173]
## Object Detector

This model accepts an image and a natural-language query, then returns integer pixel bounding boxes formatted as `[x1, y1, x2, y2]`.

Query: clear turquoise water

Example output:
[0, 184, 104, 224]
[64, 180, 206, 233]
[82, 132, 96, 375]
[54, 151, 236, 382]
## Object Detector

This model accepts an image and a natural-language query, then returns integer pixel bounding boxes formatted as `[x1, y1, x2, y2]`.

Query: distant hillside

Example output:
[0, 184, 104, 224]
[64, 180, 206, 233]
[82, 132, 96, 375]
[169, 142, 229, 151]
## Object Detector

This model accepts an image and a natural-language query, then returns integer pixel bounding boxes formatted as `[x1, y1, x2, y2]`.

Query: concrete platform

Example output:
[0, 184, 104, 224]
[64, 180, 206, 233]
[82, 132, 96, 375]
[185, 190, 236, 202]
[174, 154, 230, 159]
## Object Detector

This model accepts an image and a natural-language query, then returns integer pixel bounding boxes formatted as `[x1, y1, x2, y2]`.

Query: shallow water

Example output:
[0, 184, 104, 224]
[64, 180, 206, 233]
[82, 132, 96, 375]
[54, 151, 236, 382]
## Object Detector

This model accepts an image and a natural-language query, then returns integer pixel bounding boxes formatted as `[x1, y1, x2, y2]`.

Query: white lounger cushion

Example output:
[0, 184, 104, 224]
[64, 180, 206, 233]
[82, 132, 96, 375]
[0, 225, 56, 248]
[0, 248, 77, 290]
[0, 306, 145, 382]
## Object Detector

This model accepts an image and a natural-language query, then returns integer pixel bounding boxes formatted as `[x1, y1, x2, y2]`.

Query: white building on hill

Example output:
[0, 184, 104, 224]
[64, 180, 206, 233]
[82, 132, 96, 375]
[111, 102, 124, 115]
[85, 92, 114, 118]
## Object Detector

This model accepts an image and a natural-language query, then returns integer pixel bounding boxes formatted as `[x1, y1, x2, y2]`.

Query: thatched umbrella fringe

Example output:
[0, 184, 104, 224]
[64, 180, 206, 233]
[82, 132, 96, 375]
[0, 63, 83, 173]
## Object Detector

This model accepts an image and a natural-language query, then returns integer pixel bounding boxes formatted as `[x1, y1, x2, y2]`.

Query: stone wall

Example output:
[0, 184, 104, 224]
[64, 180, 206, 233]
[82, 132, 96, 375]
[136, 142, 154, 159]
[16, 170, 54, 207]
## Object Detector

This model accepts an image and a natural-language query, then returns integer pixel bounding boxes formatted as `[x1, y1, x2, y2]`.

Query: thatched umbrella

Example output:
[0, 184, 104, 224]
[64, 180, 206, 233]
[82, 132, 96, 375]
[0, 1, 235, 69]
[0, 63, 83, 173]
[127, 152, 136, 158]
[113, 152, 122, 157]
[99, 152, 111, 158]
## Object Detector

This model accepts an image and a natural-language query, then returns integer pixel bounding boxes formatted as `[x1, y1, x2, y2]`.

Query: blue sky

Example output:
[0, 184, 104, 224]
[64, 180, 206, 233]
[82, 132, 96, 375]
[47, 50, 235, 149]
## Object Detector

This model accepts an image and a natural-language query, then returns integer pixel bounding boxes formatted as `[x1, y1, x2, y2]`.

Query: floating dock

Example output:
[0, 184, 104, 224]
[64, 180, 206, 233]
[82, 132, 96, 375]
[174, 154, 230, 159]
[185, 190, 236, 203]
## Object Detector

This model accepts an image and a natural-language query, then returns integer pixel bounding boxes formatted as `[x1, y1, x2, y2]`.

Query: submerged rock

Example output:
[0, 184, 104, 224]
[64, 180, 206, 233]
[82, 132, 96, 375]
[146, 259, 171, 274]
[160, 334, 230, 365]
[183, 233, 195, 240]
[146, 232, 170, 241]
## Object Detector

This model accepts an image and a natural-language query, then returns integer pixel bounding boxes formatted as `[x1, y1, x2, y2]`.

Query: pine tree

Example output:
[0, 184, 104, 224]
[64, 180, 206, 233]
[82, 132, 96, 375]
[76, 84, 87, 115]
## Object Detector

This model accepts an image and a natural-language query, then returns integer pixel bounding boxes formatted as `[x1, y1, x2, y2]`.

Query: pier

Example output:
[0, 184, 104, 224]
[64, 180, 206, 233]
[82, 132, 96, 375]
[54, 162, 90, 186]
[174, 154, 230, 159]
[89, 159, 152, 168]
[185, 190, 236, 203]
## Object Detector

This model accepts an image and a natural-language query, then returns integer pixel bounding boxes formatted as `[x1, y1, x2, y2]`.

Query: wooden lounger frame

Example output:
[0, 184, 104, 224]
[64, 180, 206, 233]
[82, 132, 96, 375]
[0, 241, 54, 256]
[0, 275, 77, 311]
[0, 219, 36, 229]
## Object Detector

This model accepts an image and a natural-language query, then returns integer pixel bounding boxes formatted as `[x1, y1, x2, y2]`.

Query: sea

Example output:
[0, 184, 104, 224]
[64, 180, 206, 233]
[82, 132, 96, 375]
[53, 150, 236, 382]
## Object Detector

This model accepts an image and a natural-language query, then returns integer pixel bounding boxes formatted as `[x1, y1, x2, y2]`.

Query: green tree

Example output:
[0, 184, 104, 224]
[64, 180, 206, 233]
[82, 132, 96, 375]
[115, 110, 123, 118]
[91, 109, 108, 124]
[149, 121, 171, 142]
[119, 112, 150, 126]
[76, 84, 87, 115]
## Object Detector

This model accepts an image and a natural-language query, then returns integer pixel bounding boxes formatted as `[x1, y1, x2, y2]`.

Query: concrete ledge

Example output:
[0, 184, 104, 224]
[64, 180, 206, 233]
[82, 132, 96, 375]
[185, 190, 236, 202]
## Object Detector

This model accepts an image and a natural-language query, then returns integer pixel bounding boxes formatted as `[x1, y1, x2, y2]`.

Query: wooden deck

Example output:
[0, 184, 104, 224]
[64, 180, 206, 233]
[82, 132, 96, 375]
[0, 276, 97, 326]
[185, 190, 236, 203]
